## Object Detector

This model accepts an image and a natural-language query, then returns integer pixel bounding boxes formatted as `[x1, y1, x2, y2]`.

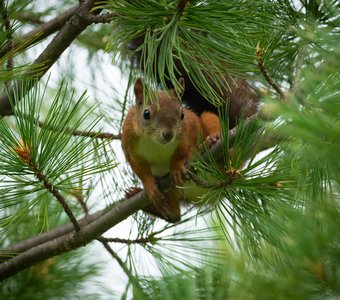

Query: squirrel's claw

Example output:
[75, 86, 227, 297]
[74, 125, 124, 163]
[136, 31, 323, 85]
[125, 187, 143, 198]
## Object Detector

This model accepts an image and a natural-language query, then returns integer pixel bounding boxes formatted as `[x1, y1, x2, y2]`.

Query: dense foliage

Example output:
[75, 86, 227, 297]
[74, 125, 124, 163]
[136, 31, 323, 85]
[0, 0, 339, 299]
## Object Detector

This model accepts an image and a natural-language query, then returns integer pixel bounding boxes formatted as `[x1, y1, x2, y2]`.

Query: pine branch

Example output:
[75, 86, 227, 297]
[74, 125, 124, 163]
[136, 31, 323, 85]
[258, 59, 286, 100]
[37, 120, 121, 140]
[15, 143, 81, 232]
[34, 168, 81, 231]
[0, 0, 14, 69]
[0, 5, 79, 59]
[0, 0, 102, 117]
[0, 192, 148, 281]
[0, 209, 105, 261]
[256, 42, 286, 100]
[70, 189, 89, 215]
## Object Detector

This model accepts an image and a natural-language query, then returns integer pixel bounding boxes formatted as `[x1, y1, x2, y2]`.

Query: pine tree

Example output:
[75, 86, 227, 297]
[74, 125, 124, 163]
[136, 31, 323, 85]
[0, 0, 339, 299]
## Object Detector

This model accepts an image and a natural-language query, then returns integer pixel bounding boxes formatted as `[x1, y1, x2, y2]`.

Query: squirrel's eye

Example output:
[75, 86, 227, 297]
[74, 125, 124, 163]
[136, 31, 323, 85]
[181, 111, 184, 120]
[143, 109, 151, 120]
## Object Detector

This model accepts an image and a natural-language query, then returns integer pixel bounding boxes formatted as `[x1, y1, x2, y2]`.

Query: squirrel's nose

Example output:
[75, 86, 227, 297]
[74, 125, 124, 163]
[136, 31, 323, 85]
[162, 130, 174, 142]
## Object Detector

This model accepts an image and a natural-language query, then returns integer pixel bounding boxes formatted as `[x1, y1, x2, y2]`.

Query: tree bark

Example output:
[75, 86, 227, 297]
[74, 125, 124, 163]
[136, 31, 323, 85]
[0, 5, 79, 59]
[0, 0, 98, 117]
[0, 208, 106, 261]
[0, 192, 148, 281]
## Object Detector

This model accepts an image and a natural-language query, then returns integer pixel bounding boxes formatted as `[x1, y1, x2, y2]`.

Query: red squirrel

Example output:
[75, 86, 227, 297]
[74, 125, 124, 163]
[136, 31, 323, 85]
[122, 78, 220, 222]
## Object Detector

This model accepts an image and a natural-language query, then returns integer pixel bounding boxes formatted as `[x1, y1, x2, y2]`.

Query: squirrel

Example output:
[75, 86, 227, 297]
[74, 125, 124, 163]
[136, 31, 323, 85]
[122, 78, 220, 222]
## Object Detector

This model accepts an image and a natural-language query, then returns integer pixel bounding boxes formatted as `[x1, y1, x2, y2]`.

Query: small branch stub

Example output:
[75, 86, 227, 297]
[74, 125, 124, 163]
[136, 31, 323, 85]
[177, 0, 190, 19]
[256, 41, 286, 100]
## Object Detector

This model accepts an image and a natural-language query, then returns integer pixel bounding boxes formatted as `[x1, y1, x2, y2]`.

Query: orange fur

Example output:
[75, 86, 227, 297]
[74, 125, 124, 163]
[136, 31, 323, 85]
[122, 78, 220, 222]
[200, 111, 221, 142]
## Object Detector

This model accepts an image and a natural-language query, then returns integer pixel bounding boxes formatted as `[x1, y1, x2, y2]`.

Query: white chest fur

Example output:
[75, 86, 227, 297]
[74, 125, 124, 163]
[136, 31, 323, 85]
[136, 134, 178, 177]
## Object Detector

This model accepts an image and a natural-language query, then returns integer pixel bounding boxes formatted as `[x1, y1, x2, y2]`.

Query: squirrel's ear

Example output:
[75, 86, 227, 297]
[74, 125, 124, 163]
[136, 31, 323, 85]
[178, 77, 185, 99]
[134, 78, 144, 106]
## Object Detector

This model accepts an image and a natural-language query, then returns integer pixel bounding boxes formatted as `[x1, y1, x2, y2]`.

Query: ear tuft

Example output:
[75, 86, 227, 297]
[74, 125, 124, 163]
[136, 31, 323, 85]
[134, 78, 144, 105]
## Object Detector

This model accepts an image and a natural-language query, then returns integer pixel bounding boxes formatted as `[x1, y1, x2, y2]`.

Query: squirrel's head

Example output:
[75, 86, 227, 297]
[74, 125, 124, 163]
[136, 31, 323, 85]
[134, 78, 185, 145]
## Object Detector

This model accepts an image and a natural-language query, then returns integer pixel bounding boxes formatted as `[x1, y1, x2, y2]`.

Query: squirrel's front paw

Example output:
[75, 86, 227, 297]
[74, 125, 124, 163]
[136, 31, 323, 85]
[203, 133, 220, 148]
[171, 161, 189, 185]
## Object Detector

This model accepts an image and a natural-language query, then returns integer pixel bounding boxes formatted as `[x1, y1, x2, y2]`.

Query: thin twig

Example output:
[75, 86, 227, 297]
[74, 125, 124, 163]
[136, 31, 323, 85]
[15, 143, 80, 232]
[38, 120, 121, 140]
[0, 5, 79, 60]
[177, 0, 189, 19]
[0, 0, 14, 69]
[79, 11, 117, 24]
[70, 189, 89, 215]
[97, 236, 144, 291]
[255, 41, 285, 100]
[99, 234, 158, 245]
[258, 59, 286, 100]
[35, 170, 81, 231]
[188, 170, 232, 189]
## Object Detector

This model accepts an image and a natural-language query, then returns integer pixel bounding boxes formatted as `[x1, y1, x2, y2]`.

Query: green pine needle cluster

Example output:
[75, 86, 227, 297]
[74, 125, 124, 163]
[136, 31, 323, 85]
[102, 0, 289, 103]
[0, 80, 116, 240]
[134, 203, 339, 299]
[0, 0, 339, 298]
[0, 248, 105, 300]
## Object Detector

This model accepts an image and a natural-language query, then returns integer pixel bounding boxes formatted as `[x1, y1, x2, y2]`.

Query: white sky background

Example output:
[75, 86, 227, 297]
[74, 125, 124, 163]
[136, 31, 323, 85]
[10, 0, 305, 298]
